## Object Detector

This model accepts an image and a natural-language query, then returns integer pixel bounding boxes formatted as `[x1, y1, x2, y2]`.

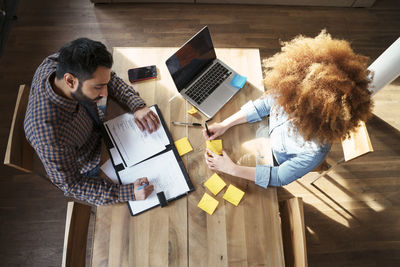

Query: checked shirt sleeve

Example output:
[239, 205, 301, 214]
[108, 71, 146, 112]
[36, 143, 135, 206]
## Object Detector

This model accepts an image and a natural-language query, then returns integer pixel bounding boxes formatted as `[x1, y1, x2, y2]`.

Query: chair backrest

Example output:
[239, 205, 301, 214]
[4, 84, 35, 173]
[62, 201, 92, 267]
[341, 121, 373, 162]
[279, 197, 308, 267]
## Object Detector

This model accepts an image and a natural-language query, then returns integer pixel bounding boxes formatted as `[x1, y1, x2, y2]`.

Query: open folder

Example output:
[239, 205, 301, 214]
[102, 105, 194, 216]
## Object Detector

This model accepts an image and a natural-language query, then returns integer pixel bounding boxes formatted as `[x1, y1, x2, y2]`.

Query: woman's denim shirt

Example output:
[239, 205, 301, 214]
[241, 95, 331, 188]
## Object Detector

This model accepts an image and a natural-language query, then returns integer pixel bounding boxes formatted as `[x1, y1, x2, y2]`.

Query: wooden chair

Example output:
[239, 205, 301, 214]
[62, 201, 92, 267]
[4, 84, 47, 177]
[279, 197, 308, 267]
[310, 121, 373, 186]
[6, 86, 92, 266]
[4, 84, 35, 173]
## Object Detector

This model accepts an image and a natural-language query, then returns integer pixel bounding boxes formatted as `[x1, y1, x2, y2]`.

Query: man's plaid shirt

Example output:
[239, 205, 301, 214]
[24, 54, 146, 205]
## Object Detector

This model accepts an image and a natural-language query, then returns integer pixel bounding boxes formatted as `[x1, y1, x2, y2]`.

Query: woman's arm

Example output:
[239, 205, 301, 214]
[205, 147, 330, 188]
[204, 95, 274, 140]
[203, 109, 247, 140]
[204, 149, 256, 181]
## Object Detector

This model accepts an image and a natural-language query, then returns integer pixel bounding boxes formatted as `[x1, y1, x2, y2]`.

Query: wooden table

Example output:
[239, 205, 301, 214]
[92, 47, 285, 267]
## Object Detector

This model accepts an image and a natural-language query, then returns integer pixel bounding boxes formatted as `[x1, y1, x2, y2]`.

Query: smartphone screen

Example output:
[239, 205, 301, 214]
[128, 65, 157, 83]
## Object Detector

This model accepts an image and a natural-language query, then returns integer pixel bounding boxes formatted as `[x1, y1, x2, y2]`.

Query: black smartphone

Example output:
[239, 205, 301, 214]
[128, 65, 157, 83]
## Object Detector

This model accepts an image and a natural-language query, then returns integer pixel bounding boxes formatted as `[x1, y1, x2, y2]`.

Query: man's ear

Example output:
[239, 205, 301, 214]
[64, 73, 77, 90]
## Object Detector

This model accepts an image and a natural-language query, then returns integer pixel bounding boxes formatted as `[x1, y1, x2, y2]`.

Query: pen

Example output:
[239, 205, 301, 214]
[137, 183, 148, 190]
[205, 121, 211, 137]
[171, 121, 202, 127]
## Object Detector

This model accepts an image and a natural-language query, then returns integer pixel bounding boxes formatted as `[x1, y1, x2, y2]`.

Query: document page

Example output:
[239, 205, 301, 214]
[100, 159, 119, 184]
[104, 106, 170, 167]
[118, 150, 190, 215]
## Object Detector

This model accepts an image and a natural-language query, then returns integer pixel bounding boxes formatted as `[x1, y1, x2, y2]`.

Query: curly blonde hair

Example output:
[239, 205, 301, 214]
[263, 30, 373, 144]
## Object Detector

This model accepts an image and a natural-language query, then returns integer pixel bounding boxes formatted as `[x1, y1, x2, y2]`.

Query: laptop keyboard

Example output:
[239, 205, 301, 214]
[185, 62, 232, 105]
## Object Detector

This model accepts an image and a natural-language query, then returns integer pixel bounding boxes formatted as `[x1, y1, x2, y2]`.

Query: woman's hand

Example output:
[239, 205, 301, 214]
[204, 148, 237, 175]
[203, 122, 229, 140]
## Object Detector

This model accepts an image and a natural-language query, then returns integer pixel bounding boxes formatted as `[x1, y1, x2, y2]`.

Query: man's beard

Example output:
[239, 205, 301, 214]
[71, 82, 103, 107]
[72, 82, 103, 126]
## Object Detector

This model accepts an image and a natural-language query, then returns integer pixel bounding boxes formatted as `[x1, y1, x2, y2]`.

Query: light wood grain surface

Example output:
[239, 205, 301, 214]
[341, 121, 373, 162]
[280, 197, 308, 267]
[91, 47, 285, 266]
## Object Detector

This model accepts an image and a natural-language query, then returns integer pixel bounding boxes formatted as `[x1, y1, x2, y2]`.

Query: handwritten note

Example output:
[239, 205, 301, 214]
[118, 150, 190, 215]
[204, 173, 226, 195]
[223, 184, 245, 206]
[197, 193, 219, 215]
[103, 106, 170, 167]
[174, 137, 193, 156]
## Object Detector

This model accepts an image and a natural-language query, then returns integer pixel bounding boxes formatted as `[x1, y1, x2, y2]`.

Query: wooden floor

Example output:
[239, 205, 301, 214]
[0, 0, 399, 266]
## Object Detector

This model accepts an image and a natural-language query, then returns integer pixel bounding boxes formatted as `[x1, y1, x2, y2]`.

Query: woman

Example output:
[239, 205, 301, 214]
[204, 30, 373, 188]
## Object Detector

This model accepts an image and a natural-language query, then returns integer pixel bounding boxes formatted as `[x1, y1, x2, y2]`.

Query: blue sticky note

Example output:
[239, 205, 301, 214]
[230, 74, 247, 89]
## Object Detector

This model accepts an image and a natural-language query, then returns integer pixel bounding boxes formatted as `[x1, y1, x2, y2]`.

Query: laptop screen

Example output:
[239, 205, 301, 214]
[166, 26, 216, 92]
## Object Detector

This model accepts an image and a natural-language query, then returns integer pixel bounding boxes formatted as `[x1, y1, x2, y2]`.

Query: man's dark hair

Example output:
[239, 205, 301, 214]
[56, 38, 113, 82]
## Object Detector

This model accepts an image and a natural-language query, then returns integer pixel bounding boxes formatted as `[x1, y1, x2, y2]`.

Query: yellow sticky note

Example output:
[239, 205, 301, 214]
[174, 137, 193, 156]
[187, 106, 198, 115]
[223, 184, 245, 206]
[197, 193, 219, 215]
[204, 173, 226, 195]
[206, 139, 223, 155]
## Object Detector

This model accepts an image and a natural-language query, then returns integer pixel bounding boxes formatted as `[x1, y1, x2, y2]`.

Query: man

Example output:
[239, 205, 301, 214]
[24, 38, 159, 205]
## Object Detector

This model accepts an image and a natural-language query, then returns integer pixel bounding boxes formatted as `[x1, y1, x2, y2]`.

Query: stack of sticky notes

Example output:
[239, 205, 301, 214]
[204, 173, 226, 195]
[197, 193, 219, 215]
[174, 137, 193, 156]
[187, 106, 198, 115]
[206, 139, 223, 155]
[198, 172, 246, 215]
[223, 184, 245, 206]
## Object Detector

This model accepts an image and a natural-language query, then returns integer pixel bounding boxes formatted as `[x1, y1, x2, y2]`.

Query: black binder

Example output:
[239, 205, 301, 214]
[102, 104, 194, 216]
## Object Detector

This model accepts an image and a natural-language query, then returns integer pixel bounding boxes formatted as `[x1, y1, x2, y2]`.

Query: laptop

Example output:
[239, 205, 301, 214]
[165, 26, 240, 118]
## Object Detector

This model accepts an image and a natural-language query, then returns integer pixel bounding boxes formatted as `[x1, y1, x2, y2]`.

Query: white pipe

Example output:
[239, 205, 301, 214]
[367, 37, 400, 96]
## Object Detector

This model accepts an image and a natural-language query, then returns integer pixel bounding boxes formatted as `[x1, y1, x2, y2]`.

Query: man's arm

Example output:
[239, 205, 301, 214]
[35, 144, 151, 206]
[107, 72, 160, 132]
[107, 71, 146, 112]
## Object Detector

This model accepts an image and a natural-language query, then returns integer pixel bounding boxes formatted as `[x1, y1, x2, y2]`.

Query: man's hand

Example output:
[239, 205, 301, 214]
[204, 148, 236, 175]
[133, 177, 154, 200]
[134, 106, 160, 133]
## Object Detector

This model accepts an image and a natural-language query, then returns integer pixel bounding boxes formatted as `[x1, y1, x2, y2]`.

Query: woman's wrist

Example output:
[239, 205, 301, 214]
[230, 164, 256, 182]
[221, 110, 247, 130]
[220, 119, 231, 131]
[229, 163, 240, 177]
